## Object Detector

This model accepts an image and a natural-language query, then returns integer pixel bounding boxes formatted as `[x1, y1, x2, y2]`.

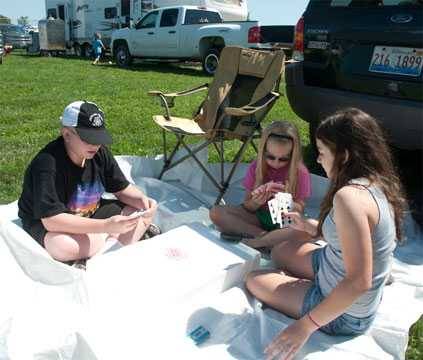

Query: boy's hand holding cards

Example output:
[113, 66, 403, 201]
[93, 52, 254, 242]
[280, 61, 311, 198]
[267, 192, 293, 228]
[127, 209, 147, 219]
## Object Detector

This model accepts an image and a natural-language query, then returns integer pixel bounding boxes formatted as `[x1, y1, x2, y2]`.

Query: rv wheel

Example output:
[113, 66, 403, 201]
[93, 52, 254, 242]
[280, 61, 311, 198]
[202, 48, 220, 76]
[82, 44, 91, 58]
[115, 44, 132, 67]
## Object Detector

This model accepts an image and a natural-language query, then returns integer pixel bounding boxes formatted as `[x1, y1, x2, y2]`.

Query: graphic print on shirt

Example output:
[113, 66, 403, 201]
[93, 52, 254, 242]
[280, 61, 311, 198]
[67, 180, 105, 217]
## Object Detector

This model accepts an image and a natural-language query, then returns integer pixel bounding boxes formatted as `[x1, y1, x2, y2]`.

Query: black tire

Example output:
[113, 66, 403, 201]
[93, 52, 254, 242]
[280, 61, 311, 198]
[82, 43, 91, 58]
[202, 48, 220, 76]
[115, 43, 132, 67]
[306, 120, 325, 176]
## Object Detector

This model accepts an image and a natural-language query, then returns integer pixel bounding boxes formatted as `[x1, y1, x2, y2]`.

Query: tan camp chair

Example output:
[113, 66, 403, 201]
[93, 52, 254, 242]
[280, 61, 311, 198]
[149, 46, 285, 204]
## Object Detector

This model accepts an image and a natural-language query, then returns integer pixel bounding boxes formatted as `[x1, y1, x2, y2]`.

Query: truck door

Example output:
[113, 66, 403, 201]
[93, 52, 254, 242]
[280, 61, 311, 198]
[131, 10, 159, 57]
[154, 8, 179, 57]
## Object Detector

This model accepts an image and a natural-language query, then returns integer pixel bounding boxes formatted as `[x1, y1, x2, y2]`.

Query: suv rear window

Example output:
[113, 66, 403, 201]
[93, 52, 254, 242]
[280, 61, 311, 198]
[309, 0, 422, 6]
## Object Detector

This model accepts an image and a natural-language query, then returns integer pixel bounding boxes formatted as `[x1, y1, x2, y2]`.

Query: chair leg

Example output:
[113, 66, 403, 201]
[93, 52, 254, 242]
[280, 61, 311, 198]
[159, 135, 183, 179]
[180, 139, 223, 191]
[214, 134, 255, 205]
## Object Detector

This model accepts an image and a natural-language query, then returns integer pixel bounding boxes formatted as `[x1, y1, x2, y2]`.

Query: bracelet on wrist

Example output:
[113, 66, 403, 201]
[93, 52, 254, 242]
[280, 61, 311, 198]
[307, 312, 321, 329]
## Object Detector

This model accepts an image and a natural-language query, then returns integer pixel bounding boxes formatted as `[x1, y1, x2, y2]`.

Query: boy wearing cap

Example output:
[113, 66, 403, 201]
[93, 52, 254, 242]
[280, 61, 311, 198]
[18, 101, 159, 263]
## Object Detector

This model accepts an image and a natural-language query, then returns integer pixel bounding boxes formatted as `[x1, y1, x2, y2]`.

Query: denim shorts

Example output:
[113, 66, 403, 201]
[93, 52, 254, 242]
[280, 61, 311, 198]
[300, 247, 376, 336]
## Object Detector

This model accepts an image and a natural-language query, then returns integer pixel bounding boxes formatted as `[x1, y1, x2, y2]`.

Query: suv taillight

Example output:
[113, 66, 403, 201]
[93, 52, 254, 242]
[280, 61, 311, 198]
[293, 17, 304, 61]
[248, 26, 261, 43]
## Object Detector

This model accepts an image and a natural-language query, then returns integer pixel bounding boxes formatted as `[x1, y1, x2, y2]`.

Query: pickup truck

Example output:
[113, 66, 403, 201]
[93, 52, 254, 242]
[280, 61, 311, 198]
[111, 6, 267, 75]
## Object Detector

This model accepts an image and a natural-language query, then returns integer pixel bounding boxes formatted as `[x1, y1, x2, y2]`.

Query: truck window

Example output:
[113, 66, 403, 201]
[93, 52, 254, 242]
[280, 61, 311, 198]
[135, 11, 159, 29]
[105, 7, 117, 19]
[184, 10, 222, 25]
[47, 8, 57, 19]
[160, 9, 179, 27]
[309, 0, 422, 6]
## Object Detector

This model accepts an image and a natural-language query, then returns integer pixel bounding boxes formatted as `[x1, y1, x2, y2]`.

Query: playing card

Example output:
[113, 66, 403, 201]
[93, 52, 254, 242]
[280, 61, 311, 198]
[267, 198, 279, 224]
[275, 192, 293, 229]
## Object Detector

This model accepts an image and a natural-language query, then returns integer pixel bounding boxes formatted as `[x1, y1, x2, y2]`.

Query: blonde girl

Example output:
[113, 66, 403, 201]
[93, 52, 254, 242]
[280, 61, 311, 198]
[209, 120, 311, 248]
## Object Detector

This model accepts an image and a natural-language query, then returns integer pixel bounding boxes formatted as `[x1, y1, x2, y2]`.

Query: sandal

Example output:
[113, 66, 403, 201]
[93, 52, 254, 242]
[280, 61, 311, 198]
[141, 223, 162, 240]
[220, 232, 244, 242]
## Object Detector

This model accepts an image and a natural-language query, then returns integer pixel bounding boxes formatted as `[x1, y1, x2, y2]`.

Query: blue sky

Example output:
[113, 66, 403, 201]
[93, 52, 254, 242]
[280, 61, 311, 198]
[1, 1, 308, 26]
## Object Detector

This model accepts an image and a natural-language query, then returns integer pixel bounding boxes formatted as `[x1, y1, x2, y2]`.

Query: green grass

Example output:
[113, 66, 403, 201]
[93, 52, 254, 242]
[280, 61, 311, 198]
[0, 51, 310, 203]
[0, 52, 421, 358]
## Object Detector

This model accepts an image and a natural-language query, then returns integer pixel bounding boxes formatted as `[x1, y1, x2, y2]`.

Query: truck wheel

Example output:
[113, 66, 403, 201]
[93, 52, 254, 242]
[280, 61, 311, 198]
[202, 48, 220, 75]
[115, 44, 132, 67]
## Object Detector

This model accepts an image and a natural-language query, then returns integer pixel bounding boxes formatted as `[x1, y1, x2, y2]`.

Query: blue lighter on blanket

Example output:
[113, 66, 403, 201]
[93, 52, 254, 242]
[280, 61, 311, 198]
[188, 325, 210, 345]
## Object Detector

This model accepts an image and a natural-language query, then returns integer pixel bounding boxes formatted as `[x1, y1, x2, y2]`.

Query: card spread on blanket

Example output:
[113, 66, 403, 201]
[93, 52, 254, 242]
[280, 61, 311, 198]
[268, 192, 293, 228]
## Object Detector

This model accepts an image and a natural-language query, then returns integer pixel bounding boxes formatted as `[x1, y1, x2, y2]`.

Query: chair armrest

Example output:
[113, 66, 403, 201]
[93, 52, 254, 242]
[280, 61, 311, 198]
[148, 84, 209, 120]
[148, 83, 208, 99]
[224, 91, 280, 117]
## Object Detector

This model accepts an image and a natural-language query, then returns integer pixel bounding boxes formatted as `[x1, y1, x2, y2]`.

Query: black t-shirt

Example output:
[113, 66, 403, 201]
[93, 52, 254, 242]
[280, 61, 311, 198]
[18, 136, 130, 229]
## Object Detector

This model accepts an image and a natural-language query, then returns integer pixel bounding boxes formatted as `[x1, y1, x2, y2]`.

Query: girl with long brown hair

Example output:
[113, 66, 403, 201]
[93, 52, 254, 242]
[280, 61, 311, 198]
[246, 108, 406, 359]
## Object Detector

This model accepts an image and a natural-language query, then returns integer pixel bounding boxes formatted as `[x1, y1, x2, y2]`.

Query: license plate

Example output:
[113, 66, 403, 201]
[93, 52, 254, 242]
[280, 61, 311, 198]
[369, 46, 423, 77]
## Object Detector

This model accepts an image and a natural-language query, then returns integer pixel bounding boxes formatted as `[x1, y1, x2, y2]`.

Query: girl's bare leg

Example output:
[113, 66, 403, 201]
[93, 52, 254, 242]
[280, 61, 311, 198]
[209, 205, 264, 237]
[246, 241, 319, 318]
[243, 228, 311, 249]
[246, 270, 312, 318]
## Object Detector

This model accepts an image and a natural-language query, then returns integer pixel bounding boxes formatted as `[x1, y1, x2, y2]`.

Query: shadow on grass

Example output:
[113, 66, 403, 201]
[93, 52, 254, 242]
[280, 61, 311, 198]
[13, 51, 209, 76]
[12, 52, 95, 63]
[119, 60, 210, 77]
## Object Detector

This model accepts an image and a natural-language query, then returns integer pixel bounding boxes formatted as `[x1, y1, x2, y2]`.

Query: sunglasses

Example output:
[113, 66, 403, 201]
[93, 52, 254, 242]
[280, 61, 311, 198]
[264, 151, 291, 162]
[268, 133, 294, 141]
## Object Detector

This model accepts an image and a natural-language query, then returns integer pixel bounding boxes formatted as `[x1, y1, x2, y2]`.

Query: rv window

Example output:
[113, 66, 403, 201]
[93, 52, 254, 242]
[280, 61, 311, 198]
[212, 0, 242, 5]
[58, 5, 65, 20]
[160, 9, 178, 27]
[47, 8, 57, 19]
[121, 0, 130, 16]
[184, 10, 222, 25]
[135, 11, 159, 29]
[105, 7, 117, 19]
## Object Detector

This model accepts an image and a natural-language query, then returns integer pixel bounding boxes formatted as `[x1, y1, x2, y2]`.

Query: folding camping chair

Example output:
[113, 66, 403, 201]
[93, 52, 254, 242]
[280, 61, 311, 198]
[148, 46, 285, 204]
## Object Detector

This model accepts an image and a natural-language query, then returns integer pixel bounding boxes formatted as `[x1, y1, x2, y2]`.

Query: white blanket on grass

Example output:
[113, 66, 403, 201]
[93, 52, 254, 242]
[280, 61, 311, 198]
[0, 153, 421, 360]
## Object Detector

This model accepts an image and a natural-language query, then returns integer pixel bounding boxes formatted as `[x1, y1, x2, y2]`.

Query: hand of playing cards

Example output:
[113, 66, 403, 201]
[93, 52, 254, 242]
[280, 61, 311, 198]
[268, 192, 293, 229]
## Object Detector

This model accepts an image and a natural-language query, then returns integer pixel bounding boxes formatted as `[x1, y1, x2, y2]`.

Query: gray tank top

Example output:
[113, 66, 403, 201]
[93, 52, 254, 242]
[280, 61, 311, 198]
[317, 178, 397, 318]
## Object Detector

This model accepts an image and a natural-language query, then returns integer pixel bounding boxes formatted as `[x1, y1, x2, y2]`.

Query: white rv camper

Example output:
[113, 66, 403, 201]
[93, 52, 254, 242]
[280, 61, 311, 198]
[45, 0, 128, 56]
[144, 1, 248, 21]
